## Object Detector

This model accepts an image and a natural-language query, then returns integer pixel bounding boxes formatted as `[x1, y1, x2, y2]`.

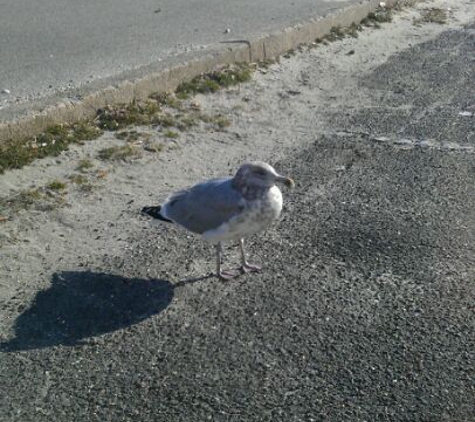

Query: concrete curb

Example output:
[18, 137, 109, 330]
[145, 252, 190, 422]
[0, 0, 397, 144]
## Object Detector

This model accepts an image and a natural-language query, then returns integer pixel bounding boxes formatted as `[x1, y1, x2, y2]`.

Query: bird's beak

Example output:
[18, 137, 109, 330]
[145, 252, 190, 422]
[276, 174, 295, 189]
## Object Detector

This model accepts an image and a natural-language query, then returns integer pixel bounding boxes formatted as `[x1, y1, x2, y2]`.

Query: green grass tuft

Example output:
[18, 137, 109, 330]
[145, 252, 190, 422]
[176, 64, 253, 98]
[97, 145, 142, 161]
[153, 113, 176, 128]
[0, 121, 103, 174]
[163, 130, 179, 139]
[361, 8, 393, 26]
[68, 174, 89, 185]
[149, 92, 183, 109]
[143, 140, 165, 153]
[96, 101, 160, 130]
[116, 130, 142, 143]
[0, 185, 67, 216]
[211, 115, 232, 129]
[0, 189, 43, 215]
[76, 158, 94, 172]
[414, 8, 448, 25]
[176, 115, 198, 131]
[47, 180, 67, 190]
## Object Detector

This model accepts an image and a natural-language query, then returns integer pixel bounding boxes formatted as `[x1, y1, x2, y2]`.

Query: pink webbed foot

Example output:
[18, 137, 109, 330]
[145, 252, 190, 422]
[218, 269, 239, 281]
[241, 263, 262, 274]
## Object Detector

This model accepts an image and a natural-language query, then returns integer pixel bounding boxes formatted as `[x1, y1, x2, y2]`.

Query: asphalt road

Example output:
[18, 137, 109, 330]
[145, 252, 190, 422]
[1, 18, 474, 422]
[0, 0, 356, 120]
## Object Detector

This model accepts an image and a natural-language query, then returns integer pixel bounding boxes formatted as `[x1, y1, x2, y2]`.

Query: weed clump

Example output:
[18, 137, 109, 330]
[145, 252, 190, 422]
[96, 101, 160, 130]
[68, 173, 95, 192]
[0, 184, 67, 216]
[361, 7, 393, 27]
[414, 8, 448, 25]
[76, 159, 94, 172]
[176, 115, 198, 131]
[316, 24, 362, 44]
[149, 92, 183, 109]
[116, 130, 142, 143]
[0, 189, 43, 214]
[209, 114, 231, 129]
[314, 6, 392, 45]
[68, 174, 89, 185]
[97, 145, 141, 161]
[154, 113, 176, 128]
[47, 180, 67, 191]
[176, 64, 253, 98]
[0, 122, 103, 173]
[163, 130, 179, 139]
[143, 140, 165, 153]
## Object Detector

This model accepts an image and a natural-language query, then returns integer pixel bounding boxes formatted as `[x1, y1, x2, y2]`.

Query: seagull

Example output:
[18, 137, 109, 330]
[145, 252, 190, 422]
[142, 162, 294, 280]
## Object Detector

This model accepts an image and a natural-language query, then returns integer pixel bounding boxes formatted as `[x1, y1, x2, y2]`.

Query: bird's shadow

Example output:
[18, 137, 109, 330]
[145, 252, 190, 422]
[0, 271, 177, 352]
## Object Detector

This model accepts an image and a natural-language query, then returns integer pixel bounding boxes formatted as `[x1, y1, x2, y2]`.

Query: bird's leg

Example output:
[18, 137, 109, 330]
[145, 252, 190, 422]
[239, 238, 262, 273]
[215, 242, 237, 280]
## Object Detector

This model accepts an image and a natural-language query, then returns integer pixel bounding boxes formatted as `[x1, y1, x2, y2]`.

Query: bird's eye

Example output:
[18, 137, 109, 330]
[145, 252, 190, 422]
[256, 170, 266, 176]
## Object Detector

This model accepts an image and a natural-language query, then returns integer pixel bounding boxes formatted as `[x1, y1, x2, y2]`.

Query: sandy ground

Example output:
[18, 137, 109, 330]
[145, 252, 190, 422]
[0, 0, 471, 300]
[0, 0, 474, 420]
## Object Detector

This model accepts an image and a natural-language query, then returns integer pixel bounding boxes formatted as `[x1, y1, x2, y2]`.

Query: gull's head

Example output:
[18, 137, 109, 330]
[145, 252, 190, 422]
[234, 162, 295, 189]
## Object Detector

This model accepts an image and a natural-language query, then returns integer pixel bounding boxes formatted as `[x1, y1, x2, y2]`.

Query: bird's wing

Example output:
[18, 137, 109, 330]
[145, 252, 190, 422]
[161, 178, 245, 234]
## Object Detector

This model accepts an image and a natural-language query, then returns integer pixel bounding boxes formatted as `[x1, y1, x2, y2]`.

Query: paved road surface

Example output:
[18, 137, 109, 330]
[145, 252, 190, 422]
[0, 0, 355, 120]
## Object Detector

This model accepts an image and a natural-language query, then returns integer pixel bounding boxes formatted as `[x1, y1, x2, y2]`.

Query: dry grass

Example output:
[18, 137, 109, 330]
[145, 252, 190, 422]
[0, 184, 68, 217]
[97, 145, 142, 161]
[163, 130, 179, 139]
[414, 8, 448, 25]
[76, 158, 94, 172]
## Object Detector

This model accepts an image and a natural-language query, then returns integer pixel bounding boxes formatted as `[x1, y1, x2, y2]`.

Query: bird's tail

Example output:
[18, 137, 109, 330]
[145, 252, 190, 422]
[141, 206, 173, 223]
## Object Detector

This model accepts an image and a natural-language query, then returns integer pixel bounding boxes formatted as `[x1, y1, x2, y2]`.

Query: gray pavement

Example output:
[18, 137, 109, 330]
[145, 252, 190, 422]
[1, 18, 474, 422]
[0, 0, 357, 122]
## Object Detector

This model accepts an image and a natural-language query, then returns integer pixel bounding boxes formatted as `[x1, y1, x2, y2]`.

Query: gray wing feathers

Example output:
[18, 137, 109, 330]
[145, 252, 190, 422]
[161, 178, 244, 234]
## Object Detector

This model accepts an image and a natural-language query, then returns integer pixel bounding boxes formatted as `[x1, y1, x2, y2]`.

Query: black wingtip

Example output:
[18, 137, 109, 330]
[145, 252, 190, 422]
[141, 206, 173, 223]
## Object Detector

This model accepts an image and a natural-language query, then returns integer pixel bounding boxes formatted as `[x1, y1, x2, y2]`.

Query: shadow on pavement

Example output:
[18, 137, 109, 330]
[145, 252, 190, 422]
[0, 270, 174, 352]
